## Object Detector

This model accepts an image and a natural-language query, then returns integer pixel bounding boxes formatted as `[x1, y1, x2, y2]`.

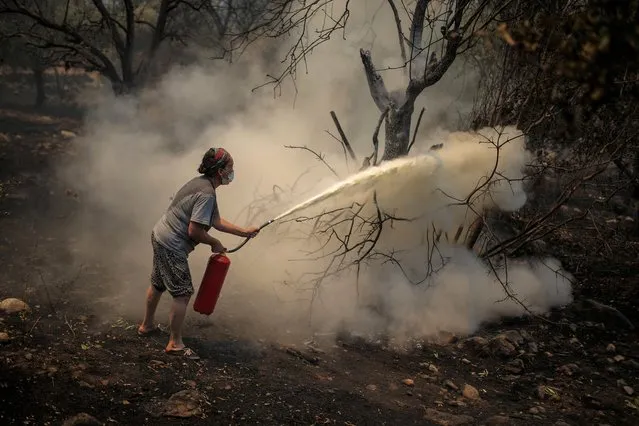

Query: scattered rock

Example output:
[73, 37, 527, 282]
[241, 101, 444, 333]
[557, 363, 580, 376]
[0, 332, 10, 344]
[462, 384, 479, 400]
[60, 130, 77, 139]
[462, 336, 489, 352]
[519, 329, 533, 341]
[447, 399, 467, 407]
[423, 408, 473, 425]
[444, 379, 458, 391]
[162, 390, 206, 418]
[484, 415, 510, 425]
[623, 386, 634, 396]
[366, 384, 377, 391]
[505, 358, 525, 374]
[528, 404, 548, 414]
[461, 358, 471, 364]
[79, 381, 94, 389]
[613, 354, 625, 362]
[528, 342, 539, 353]
[502, 330, 524, 346]
[606, 343, 616, 353]
[402, 378, 415, 387]
[581, 394, 617, 410]
[433, 331, 457, 345]
[623, 359, 639, 370]
[488, 336, 517, 357]
[428, 364, 440, 374]
[62, 413, 101, 426]
[0, 298, 30, 314]
[503, 365, 522, 374]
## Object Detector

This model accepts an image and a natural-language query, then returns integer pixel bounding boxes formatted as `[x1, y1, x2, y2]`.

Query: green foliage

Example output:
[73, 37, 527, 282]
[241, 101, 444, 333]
[471, 0, 638, 147]
[504, 0, 639, 105]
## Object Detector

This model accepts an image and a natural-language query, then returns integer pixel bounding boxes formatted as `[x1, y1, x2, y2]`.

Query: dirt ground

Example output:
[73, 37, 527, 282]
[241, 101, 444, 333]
[2, 101, 639, 426]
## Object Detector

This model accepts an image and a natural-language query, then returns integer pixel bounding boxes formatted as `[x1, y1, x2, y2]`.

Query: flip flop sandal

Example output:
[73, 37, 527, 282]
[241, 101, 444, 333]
[165, 347, 200, 360]
[137, 325, 165, 337]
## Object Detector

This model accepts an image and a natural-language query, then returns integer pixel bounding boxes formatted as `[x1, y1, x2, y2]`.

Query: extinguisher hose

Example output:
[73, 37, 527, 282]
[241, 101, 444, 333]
[226, 219, 275, 253]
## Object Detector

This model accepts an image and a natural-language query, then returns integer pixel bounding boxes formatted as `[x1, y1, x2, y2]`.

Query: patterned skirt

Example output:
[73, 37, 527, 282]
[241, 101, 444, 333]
[150, 232, 193, 298]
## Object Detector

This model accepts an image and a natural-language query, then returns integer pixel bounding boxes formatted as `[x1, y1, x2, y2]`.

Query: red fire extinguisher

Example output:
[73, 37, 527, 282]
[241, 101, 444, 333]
[193, 219, 273, 316]
[193, 254, 230, 315]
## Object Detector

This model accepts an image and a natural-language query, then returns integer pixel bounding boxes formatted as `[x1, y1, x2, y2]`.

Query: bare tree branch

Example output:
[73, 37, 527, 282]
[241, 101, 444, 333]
[284, 145, 340, 178]
[330, 110, 357, 163]
[372, 107, 389, 166]
[407, 107, 425, 153]
[408, 0, 429, 80]
[386, 0, 407, 75]
[360, 48, 391, 111]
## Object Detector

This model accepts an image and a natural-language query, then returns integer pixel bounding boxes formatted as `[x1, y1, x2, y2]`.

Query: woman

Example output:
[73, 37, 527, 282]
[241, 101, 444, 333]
[137, 147, 259, 360]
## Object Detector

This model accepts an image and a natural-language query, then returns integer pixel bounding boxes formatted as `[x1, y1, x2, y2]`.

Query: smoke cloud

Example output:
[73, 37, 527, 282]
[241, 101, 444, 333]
[58, 0, 572, 344]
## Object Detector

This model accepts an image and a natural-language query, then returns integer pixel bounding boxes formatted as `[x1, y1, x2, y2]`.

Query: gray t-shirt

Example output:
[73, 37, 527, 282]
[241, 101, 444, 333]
[153, 176, 220, 255]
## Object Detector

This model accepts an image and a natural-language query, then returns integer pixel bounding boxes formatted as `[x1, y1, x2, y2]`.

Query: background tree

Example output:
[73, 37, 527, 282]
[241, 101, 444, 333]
[464, 0, 639, 258]
[0, 23, 51, 107]
[0, 0, 278, 94]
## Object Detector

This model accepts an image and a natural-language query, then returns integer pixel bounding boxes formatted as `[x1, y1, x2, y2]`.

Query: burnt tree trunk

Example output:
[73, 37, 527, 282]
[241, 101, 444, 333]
[360, 49, 415, 160]
[92, 0, 138, 94]
[32, 62, 46, 107]
[53, 67, 64, 100]
[383, 103, 414, 160]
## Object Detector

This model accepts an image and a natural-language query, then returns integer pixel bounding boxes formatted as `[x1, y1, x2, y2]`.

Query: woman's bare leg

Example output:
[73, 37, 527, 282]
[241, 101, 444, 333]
[166, 295, 191, 350]
[139, 285, 162, 333]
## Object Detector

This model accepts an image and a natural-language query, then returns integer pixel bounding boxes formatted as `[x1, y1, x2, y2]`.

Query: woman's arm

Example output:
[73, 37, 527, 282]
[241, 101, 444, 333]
[188, 221, 226, 252]
[211, 217, 254, 237]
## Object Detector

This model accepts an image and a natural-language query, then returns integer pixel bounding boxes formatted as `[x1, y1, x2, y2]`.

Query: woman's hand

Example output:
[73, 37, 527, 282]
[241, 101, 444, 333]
[244, 226, 260, 238]
[210, 239, 227, 254]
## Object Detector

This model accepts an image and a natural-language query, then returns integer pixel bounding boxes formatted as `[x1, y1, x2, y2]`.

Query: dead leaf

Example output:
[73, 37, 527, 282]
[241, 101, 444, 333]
[496, 23, 517, 46]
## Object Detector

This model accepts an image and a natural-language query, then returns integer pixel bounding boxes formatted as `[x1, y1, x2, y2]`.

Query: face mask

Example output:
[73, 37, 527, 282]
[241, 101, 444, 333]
[220, 170, 234, 185]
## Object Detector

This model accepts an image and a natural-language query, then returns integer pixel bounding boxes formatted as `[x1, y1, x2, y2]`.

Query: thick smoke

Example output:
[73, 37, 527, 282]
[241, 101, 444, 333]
[59, 0, 572, 343]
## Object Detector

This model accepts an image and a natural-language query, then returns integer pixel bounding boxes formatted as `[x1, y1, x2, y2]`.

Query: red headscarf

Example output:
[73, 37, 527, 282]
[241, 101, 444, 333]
[198, 147, 231, 176]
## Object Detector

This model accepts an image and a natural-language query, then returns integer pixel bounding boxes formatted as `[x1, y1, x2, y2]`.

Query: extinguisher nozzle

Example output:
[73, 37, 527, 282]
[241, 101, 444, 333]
[260, 219, 274, 229]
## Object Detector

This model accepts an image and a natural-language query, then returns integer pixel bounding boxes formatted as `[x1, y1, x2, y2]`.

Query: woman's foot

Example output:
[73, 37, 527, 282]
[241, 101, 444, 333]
[165, 344, 200, 360]
[137, 323, 163, 336]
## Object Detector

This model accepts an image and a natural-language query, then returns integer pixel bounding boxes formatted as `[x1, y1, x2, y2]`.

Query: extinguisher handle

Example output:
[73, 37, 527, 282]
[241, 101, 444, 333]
[226, 238, 250, 253]
[226, 219, 274, 253]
